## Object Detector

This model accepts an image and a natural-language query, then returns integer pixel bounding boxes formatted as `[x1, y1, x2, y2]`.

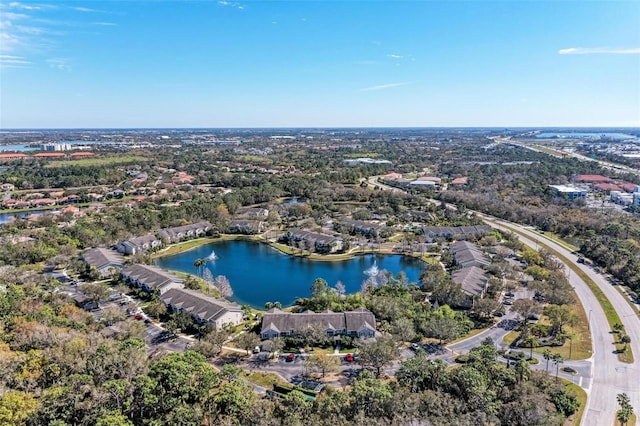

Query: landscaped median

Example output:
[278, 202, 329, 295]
[489, 220, 634, 364]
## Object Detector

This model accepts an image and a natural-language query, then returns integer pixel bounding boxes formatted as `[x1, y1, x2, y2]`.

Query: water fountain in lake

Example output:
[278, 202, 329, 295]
[207, 250, 218, 261]
[364, 260, 380, 278]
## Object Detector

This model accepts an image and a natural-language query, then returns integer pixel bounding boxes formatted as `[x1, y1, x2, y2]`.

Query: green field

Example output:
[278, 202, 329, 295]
[46, 155, 150, 167]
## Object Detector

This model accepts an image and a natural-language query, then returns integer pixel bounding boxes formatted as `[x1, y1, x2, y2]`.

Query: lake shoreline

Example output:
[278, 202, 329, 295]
[154, 234, 432, 265]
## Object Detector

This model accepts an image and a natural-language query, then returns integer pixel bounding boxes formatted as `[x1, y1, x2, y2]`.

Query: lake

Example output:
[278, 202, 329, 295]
[155, 240, 425, 309]
[0, 209, 61, 225]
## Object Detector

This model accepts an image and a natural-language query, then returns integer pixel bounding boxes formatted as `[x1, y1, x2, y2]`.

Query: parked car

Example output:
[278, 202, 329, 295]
[411, 343, 420, 351]
[345, 353, 354, 362]
[253, 346, 261, 354]
[134, 313, 143, 320]
[503, 299, 513, 305]
[286, 353, 295, 362]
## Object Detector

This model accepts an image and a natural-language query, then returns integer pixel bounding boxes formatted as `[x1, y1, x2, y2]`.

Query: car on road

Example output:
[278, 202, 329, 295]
[134, 313, 143, 320]
[286, 353, 295, 362]
[562, 367, 577, 375]
[345, 353, 354, 362]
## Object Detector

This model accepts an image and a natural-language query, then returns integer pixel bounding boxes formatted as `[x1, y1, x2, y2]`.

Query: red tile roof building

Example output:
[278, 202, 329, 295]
[575, 174, 613, 183]
[594, 183, 622, 192]
[451, 177, 468, 185]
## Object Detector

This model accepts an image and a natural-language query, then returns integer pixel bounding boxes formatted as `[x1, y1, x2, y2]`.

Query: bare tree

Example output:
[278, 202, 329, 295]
[214, 275, 234, 297]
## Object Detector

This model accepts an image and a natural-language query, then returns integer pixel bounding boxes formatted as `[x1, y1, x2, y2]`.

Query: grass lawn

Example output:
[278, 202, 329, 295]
[494, 222, 632, 363]
[245, 371, 288, 388]
[503, 309, 591, 360]
[562, 380, 587, 426]
[46, 155, 150, 167]
[449, 327, 489, 345]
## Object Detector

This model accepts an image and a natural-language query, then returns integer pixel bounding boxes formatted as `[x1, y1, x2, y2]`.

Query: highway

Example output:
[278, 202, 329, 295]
[481, 215, 640, 426]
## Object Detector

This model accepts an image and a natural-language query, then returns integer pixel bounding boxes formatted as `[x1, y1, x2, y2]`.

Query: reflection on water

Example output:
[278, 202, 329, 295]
[156, 240, 425, 308]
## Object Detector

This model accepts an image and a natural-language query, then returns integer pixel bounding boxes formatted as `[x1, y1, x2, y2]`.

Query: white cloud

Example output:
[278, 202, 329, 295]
[360, 82, 412, 92]
[0, 53, 31, 67]
[94, 22, 117, 26]
[46, 57, 71, 71]
[70, 6, 101, 13]
[8, 2, 41, 11]
[558, 47, 640, 55]
[218, 1, 245, 10]
[387, 54, 403, 59]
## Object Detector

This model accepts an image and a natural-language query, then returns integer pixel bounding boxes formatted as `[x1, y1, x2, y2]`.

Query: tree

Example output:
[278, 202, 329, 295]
[616, 393, 634, 426]
[524, 335, 537, 360]
[0, 390, 38, 426]
[193, 328, 228, 358]
[81, 282, 110, 302]
[424, 316, 460, 343]
[472, 297, 499, 319]
[356, 335, 399, 378]
[236, 332, 260, 355]
[551, 353, 564, 380]
[543, 348, 552, 373]
[389, 317, 416, 342]
[620, 335, 631, 352]
[515, 359, 530, 383]
[512, 299, 542, 329]
[194, 258, 206, 277]
[543, 304, 576, 335]
[213, 275, 233, 297]
[305, 353, 340, 377]
[311, 277, 329, 297]
[335, 280, 346, 297]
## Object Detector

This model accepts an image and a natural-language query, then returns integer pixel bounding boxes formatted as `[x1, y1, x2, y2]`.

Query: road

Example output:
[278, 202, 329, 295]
[364, 176, 640, 423]
[481, 215, 640, 426]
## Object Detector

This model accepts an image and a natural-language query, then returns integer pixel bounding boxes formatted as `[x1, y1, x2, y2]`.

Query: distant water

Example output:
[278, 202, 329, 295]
[536, 132, 635, 140]
[0, 140, 96, 152]
[155, 240, 425, 309]
[0, 209, 61, 225]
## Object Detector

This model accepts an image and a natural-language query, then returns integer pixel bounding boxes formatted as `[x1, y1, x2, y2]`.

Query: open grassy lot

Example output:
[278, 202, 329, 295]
[246, 371, 289, 388]
[46, 155, 150, 167]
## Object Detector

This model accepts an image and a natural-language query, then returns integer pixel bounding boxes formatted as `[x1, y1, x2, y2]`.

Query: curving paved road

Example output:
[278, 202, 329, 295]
[481, 215, 640, 426]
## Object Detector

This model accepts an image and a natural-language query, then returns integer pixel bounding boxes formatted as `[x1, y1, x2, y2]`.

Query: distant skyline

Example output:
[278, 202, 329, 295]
[1, 1, 639, 128]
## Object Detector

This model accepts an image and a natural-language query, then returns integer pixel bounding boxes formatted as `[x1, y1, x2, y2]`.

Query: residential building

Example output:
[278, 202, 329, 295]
[82, 248, 125, 278]
[238, 207, 269, 219]
[260, 308, 376, 340]
[451, 241, 490, 268]
[336, 219, 384, 238]
[634, 186, 640, 209]
[229, 219, 266, 234]
[283, 229, 344, 254]
[452, 266, 489, 298]
[116, 234, 163, 255]
[158, 221, 212, 243]
[160, 288, 243, 329]
[122, 264, 183, 295]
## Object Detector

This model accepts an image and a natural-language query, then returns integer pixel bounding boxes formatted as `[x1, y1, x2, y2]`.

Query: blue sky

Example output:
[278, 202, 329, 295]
[1, 0, 639, 128]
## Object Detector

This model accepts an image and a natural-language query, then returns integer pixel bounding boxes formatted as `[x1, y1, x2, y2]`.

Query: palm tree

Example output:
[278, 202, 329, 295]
[524, 336, 537, 360]
[543, 348, 552, 373]
[616, 393, 633, 426]
[552, 353, 564, 380]
[193, 258, 206, 277]
[620, 335, 631, 353]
